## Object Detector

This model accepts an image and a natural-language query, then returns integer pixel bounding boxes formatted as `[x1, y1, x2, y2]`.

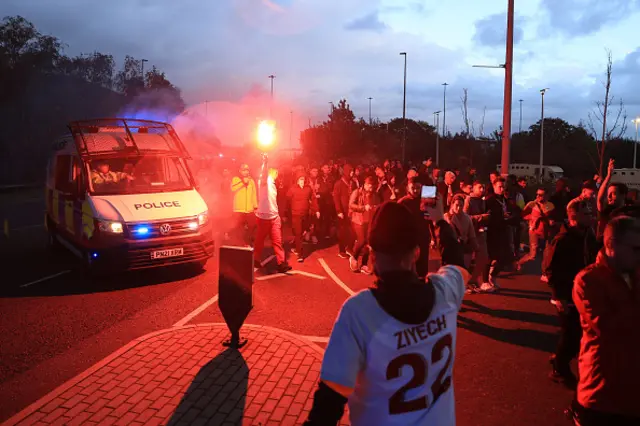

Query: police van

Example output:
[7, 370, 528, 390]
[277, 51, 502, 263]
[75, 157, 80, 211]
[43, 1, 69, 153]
[45, 118, 214, 272]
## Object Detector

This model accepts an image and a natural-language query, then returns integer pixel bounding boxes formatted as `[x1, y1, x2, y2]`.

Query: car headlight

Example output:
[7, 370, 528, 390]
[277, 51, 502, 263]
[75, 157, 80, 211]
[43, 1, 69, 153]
[197, 211, 208, 226]
[98, 220, 123, 234]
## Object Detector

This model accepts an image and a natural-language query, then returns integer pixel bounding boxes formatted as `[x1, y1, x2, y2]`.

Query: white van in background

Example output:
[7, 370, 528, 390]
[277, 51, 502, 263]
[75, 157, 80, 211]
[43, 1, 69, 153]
[610, 168, 640, 190]
[497, 163, 564, 182]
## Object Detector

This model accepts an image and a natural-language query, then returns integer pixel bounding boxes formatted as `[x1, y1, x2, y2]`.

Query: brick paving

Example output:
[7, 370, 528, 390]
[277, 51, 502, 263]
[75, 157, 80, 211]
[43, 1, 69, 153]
[4, 324, 349, 426]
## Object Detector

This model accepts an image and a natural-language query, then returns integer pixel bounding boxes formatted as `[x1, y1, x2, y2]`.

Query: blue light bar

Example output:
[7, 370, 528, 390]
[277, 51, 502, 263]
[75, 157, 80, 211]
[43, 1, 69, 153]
[136, 226, 150, 235]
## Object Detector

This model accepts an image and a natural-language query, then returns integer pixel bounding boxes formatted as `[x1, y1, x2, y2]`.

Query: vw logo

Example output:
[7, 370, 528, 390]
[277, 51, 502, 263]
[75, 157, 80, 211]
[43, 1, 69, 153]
[159, 224, 172, 235]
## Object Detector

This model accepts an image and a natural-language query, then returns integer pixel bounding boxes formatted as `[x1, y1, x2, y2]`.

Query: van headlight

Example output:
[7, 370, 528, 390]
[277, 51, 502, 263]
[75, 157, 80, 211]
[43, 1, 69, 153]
[197, 211, 209, 226]
[98, 220, 124, 234]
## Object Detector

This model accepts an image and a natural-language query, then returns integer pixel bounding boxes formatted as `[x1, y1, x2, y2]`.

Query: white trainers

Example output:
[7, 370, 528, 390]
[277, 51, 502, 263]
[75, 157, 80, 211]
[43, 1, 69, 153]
[360, 265, 371, 275]
[479, 282, 497, 293]
[311, 236, 318, 244]
[349, 255, 359, 272]
[540, 274, 549, 283]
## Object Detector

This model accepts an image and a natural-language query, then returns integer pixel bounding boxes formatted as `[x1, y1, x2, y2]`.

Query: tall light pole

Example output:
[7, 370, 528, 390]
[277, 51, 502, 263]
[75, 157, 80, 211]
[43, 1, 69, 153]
[367, 97, 373, 125]
[539, 88, 549, 182]
[442, 83, 449, 137]
[433, 111, 441, 165]
[140, 59, 148, 87]
[502, 0, 515, 175]
[518, 99, 523, 133]
[471, 0, 514, 175]
[268, 74, 275, 117]
[633, 117, 640, 168]
[400, 52, 407, 163]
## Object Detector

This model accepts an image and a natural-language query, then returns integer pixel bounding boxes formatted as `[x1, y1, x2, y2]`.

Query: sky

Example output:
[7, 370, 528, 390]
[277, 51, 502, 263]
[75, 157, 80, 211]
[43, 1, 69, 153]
[4, 0, 640, 147]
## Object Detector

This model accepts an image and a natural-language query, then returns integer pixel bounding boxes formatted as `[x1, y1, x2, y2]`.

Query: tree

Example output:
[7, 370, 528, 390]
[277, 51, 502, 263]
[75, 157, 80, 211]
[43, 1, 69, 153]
[460, 88, 472, 138]
[586, 49, 628, 175]
[115, 55, 144, 96]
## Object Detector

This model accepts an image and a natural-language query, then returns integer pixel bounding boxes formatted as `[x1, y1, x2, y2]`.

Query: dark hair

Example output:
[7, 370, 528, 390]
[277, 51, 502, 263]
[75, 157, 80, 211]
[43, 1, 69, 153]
[605, 215, 640, 243]
[369, 202, 419, 256]
[364, 176, 375, 185]
[493, 176, 506, 185]
[489, 170, 500, 176]
[517, 176, 527, 182]
[610, 182, 628, 196]
[536, 187, 547, 193]
[582, 180, 597, 191]
[472, 180, 484, 187]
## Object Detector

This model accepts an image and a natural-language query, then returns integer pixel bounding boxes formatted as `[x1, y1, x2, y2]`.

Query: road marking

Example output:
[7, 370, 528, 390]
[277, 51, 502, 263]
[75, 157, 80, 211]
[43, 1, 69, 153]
[255, 270, 326, 281]
[318, 258, 355, 296]
[20, 270, 71, 288]
[292, 270, 326, 280]
[256, 273, 291, 281]
[301, 335, 330, 343]
[261, 255, 275, 266]
[173, 294, 219, 327]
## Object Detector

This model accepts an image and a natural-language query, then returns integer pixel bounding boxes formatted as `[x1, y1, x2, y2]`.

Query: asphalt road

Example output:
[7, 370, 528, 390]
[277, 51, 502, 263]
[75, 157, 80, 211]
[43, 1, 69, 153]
[1, 189, 575, 425]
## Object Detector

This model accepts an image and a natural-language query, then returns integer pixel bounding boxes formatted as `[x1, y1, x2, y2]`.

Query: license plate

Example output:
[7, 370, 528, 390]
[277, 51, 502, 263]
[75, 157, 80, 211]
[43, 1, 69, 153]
[151, 248, 184, 259]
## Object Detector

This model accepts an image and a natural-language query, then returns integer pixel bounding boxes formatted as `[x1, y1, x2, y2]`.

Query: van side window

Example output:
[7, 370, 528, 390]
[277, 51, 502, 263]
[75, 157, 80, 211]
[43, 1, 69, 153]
[54, 156, 73, 193]
[72, 156, 85, 195]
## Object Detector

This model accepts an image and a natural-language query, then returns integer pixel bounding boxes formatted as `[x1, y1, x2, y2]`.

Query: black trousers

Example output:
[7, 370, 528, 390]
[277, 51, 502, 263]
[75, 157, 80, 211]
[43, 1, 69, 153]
[352, 223, 370, 265]
[232, 212, 256, 245]
[554, 306, 581, 374]
[337, 216, 353, 254]
[291, 214, 307, 256]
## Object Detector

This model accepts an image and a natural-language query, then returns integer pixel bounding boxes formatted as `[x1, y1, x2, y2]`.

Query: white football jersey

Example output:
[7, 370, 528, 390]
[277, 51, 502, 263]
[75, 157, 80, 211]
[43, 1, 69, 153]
[321, 266, 466, 426]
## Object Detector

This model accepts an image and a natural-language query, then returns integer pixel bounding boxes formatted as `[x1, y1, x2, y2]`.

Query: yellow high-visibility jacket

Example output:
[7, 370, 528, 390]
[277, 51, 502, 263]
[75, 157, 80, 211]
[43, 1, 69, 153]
[231, 176, 258, 213]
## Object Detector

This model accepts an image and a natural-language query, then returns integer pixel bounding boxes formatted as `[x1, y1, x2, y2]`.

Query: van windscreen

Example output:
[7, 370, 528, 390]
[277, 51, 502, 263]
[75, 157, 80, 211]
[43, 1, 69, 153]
[89, 156, 192, 195]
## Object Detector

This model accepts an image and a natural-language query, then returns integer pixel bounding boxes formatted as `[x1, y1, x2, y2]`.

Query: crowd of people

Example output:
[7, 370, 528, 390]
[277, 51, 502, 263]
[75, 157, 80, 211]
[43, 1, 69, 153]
[217, 154, 639, 425]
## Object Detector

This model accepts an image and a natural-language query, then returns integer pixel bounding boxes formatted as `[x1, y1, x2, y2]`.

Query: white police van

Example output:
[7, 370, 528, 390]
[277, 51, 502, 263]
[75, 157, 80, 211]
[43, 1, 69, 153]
[45, 118, 214, 272]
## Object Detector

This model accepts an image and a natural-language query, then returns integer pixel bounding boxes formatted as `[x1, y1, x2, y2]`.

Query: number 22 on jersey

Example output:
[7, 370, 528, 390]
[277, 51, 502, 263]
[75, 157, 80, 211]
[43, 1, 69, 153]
[386, 333, 453, 415]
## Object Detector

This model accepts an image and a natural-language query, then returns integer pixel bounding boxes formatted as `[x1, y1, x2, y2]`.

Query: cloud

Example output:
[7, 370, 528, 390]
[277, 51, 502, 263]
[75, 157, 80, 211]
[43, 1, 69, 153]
[539, 0, 639, 37]
[2, 0, 639, 146]
[473, 13, 524, 47]
[344, 11, 388, 32]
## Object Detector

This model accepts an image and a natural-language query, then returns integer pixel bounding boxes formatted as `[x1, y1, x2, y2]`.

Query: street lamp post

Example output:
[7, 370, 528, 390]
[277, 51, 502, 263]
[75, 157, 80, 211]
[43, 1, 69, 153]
[518, 99, 523, 133]
[633, 117, 640, 168]
[539, 88, 549, 182]
[442, 83, 449, 137]
[268, 75, 275, 117]
[400, 52, 407, 163]
[367, 97, 373, 125]
[433, 111, 441, 165]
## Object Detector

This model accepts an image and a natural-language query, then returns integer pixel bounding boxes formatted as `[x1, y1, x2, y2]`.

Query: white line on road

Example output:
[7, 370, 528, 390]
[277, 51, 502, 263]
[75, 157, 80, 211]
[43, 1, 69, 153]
[318, 258, 355, 296]
[173, 266, 327, 327]
[292, 270, 326, 280]
[255, 273, 290, 281]
[173, 294, 219, 327]
[255, 270, 326, 281]
[20, 270, 71, 288]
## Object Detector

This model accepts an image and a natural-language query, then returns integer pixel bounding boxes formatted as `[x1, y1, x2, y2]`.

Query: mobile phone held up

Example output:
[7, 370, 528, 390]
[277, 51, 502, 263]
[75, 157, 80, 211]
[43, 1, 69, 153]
[421, 185, 437, 199]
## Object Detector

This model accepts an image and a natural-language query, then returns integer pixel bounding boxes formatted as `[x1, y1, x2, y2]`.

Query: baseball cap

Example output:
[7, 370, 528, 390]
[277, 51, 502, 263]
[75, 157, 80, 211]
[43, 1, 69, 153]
[369, 202, 420, 255]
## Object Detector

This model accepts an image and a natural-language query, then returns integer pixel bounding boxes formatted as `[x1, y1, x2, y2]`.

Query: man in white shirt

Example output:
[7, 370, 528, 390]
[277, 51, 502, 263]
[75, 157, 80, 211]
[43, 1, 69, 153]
[305, 202, 469, 426]
[253, 153, 291, 273]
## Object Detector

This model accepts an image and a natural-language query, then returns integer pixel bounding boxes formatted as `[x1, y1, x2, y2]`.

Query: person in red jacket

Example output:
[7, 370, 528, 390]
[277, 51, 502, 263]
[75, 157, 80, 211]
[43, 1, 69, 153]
[287, 171, 319, 262]
[571, 215, 640, 425]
